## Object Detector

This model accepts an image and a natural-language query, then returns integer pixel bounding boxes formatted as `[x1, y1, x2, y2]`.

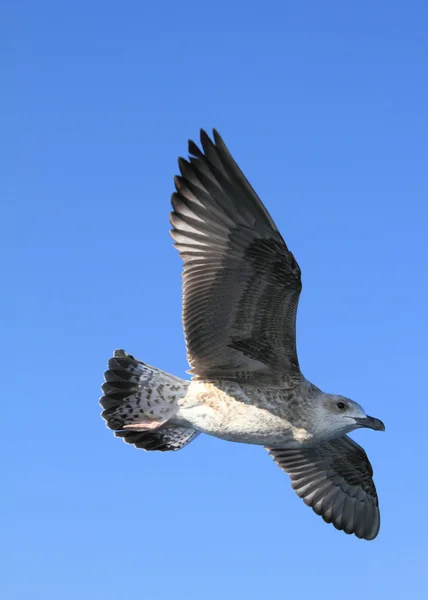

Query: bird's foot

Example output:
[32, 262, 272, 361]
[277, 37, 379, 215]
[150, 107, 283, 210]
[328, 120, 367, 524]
[122, 419, 167, 431]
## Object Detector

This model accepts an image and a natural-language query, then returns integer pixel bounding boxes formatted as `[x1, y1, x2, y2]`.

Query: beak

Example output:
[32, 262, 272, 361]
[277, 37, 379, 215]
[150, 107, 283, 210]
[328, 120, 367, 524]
[354, 415, 385, 431]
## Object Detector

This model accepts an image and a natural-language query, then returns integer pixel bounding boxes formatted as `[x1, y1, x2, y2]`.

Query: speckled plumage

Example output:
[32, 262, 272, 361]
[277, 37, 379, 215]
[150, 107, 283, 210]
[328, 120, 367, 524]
[100, 130, 385, 540]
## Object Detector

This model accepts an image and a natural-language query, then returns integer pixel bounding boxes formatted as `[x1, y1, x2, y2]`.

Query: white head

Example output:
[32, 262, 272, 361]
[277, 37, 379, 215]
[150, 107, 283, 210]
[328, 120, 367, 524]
[313, 394, 385, 439]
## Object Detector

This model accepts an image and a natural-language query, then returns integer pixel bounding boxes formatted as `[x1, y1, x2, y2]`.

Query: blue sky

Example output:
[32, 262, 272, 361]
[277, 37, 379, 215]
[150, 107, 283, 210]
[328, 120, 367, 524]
[3, 1, 428, 598]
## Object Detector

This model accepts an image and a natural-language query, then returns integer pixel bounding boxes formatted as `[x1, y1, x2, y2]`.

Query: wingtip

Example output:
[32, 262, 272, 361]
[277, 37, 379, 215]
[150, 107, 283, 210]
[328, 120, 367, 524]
[187, 128, 223, 157]
[188, 138, 202, 158]
[199, 128, 212, 148]
[212, 127, 221, 141]
[177, 156, 188, 171]
[212, 128, 225, 148]
[173, 174, 183, 191]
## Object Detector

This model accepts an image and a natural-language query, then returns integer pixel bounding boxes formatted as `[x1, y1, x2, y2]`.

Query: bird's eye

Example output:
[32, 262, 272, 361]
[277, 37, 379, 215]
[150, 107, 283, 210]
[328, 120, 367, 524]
[337, 401, 346, 410]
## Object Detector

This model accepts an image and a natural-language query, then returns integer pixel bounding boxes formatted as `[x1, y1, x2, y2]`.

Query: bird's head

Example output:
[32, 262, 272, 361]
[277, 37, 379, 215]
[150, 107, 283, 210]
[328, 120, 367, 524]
[314, 394, 385, 439]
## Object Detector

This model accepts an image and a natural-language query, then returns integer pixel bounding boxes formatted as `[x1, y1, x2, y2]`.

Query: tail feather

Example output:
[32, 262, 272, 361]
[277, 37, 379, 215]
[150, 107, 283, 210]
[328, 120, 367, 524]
[100, 349, 199, 452]
[115, 426, 199, 451]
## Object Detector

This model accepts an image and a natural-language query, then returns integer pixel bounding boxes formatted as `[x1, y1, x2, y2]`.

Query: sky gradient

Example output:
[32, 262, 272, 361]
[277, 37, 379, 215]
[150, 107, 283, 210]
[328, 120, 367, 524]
[3, 1, 428, 598]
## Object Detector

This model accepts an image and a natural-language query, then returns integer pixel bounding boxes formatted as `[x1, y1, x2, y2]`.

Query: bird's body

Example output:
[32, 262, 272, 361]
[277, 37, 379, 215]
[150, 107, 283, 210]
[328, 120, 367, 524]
[101, 130, 385, 540]
[178, 378, 315, 447]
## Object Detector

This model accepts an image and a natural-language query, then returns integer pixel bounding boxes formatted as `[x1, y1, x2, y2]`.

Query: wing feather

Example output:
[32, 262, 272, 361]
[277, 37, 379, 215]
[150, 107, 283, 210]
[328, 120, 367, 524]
[171, 129, 302, 382]
[267, 436, 380, 540]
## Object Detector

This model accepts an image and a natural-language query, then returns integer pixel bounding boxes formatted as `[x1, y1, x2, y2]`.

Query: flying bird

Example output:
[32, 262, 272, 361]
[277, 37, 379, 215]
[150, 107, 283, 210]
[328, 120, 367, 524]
[100, 130, 385, 540]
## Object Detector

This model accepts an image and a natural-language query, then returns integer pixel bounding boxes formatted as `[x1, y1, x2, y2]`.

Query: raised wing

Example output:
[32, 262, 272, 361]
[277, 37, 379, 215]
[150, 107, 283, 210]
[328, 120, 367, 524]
[170, 129, 302, 382]
[267, 435, 380, 540]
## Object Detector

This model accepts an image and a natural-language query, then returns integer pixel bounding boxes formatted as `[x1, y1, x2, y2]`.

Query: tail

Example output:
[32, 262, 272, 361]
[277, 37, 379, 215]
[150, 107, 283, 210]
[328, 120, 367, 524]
[100, 349, 199, 451]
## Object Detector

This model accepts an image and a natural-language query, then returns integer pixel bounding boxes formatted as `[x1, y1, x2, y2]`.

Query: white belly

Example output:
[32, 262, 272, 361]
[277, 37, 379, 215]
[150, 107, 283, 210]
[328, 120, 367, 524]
[177, 381, 313, 447]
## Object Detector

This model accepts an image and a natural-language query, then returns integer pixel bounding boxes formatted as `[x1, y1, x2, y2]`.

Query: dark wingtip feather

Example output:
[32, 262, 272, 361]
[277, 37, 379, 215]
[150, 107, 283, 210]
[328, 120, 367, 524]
[199, 128, 214, 150]
[212, 128, 223, 145]
[178, 156, 187, 168]
[174, 175, 184, 192]
[188, 138, 203, 158]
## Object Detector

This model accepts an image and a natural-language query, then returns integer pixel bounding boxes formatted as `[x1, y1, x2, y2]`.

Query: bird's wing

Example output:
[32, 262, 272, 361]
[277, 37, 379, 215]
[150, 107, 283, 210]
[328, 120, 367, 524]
[267, 435, 380, 540]
[170, 129, 302, 383]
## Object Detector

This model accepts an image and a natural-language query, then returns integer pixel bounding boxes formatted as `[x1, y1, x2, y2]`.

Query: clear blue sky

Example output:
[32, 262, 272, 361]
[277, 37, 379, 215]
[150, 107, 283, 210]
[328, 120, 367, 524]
[3, 1, 428, 598]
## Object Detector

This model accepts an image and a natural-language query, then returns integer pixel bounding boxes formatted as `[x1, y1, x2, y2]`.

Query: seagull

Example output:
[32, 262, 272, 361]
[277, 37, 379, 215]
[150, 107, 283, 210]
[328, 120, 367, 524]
[100, 129, 385, 540]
